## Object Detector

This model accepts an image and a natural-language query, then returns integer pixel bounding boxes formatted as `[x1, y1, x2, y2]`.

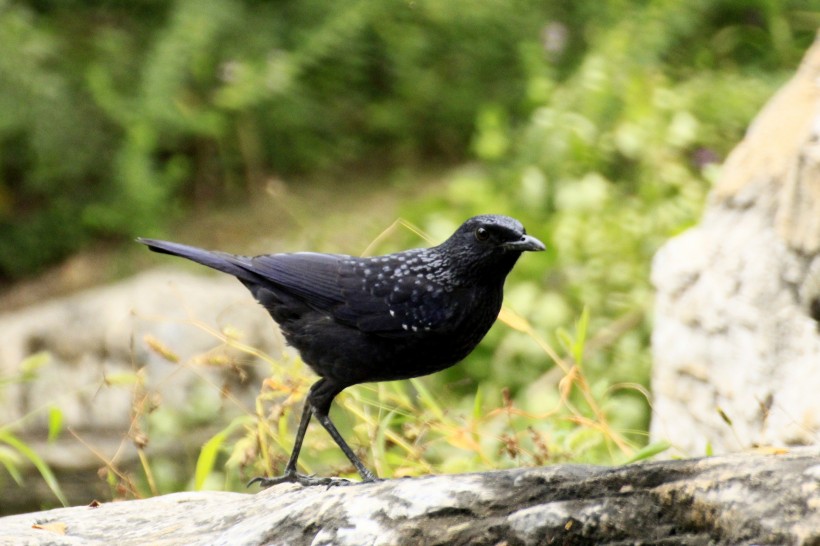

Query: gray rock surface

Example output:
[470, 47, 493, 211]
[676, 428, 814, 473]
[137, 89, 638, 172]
[651, 36, 820, 455]
[0, 446, 818, 545]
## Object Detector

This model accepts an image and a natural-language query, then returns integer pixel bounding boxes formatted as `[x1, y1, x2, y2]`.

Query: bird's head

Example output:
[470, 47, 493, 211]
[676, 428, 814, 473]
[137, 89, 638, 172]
[439, 215, 545, 278]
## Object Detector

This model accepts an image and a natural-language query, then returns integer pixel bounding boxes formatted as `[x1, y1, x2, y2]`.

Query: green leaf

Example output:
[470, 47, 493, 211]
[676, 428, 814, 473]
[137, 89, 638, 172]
[373, 408, 398, 476]
[194, 417, 244, 491]
[0, 430, 68, 506]
[0, 445, 24, 485]
[555, 328, 574, 356]
[624, 441, 671, 464]
[409, 378, 444, 422]
[47, 406, 64, 443]
[19, 352, 51, 382]
[472, 385, 484, 420]
[572, 306, 590, 364]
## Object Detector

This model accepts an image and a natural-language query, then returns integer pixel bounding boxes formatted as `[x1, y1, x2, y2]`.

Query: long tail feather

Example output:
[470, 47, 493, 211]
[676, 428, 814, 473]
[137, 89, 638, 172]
[137, 238, 257, 282]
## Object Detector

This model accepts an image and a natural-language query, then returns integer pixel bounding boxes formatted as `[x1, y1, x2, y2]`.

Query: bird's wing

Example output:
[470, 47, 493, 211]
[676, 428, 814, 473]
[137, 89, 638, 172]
[242, 252, 348, 310]
[240, 252, 459, 336]
[335, 259, 459, 336]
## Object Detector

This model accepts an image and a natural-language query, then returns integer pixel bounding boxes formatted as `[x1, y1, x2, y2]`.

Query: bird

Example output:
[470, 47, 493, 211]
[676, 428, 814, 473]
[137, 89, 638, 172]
[138, 214, 544, 487]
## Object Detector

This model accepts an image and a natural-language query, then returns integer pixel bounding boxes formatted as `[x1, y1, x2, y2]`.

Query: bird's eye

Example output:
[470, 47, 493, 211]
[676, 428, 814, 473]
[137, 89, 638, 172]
[475, 227, 490, 242]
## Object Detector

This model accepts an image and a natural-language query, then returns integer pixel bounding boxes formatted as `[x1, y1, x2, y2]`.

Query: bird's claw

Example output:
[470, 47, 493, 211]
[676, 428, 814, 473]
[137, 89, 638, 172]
[247, 472, 355, 489]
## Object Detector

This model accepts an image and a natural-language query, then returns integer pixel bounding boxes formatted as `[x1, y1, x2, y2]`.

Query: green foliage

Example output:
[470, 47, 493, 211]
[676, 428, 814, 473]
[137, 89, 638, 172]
[0, 430, 67, 507]
[1, 0, 815, 282]
[0, 0, 549, 279]
[0, 352, 68, 507]
[194, 416, 248, 491]
[397, 0, 818, 459]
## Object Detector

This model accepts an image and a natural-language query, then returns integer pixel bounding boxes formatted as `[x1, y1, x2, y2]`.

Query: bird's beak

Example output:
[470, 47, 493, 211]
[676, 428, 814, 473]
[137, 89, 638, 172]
[504, 234, 546, 252]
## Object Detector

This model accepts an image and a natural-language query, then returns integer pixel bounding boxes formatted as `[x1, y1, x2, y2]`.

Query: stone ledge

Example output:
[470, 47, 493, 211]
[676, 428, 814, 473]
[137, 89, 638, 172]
[1, 446, 818, 545]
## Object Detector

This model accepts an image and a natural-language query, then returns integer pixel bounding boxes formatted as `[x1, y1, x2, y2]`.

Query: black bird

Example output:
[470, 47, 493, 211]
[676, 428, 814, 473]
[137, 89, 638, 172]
[138, 214, 544, 487]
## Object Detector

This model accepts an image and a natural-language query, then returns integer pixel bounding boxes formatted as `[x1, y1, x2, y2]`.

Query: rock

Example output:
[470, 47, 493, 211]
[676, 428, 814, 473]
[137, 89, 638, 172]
[0, 269, 286, 513]
[651, 37, 820, 454]
[0, 446, 817, 545]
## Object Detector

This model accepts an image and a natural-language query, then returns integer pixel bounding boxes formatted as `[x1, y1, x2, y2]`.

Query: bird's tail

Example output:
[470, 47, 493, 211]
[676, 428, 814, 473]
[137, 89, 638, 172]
[137, 238, 258, 283]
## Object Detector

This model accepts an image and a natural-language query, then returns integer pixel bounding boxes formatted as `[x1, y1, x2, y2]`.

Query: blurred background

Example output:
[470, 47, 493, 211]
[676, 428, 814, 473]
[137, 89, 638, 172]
[1, 0, 819, 514]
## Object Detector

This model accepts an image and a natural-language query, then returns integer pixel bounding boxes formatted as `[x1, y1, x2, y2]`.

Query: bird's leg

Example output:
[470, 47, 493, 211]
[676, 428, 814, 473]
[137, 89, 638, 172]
[247, 400, 322, 488]
[309, 378, 379, 482]
[313, 411, 378, 482]
[283, 399, 313, 475]
[248, 378, 362, 488]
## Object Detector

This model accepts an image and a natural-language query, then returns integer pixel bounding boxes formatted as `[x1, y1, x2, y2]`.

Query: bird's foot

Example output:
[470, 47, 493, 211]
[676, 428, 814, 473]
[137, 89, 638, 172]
[247, 472, 355, 489]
